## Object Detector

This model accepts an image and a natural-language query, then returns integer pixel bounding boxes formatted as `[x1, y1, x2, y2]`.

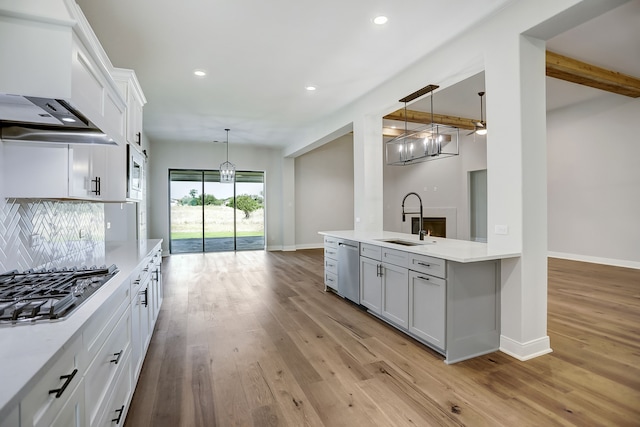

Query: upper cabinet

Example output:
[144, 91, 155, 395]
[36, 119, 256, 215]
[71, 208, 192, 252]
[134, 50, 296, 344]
[112, 69, 147, 149]
[0, 0, 126, 146]
[0, 0, 147, 202]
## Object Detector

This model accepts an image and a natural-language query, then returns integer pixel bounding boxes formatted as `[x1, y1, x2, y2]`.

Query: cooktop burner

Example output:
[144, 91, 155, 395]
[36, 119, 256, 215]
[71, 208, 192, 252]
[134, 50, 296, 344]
[0, 265, 118, 325]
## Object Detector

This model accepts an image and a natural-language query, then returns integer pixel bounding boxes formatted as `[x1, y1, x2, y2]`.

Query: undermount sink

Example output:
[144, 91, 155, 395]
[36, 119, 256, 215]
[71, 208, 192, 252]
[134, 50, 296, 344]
[377, 238, 436, 246]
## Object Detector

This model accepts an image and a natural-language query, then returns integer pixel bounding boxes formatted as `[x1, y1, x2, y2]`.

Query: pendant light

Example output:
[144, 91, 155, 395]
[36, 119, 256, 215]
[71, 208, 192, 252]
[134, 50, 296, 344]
[219, 128, 235, 183]
[385, 84, 459, 165]
[475, 91, 487, 135]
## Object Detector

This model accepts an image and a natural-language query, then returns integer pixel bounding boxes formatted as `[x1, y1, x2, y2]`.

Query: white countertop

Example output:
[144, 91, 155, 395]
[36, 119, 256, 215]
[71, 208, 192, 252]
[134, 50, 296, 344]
[319, 230, 520, 263]
[0, 239, 162, 420]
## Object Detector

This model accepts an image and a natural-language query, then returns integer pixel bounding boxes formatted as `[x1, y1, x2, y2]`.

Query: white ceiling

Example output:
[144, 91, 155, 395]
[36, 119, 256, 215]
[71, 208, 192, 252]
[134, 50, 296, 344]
[75, 0, 639, 149]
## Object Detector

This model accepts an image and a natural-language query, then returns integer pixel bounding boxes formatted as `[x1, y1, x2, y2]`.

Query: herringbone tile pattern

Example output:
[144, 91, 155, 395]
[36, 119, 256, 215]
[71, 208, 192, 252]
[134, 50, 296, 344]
[0, 198, 105, 272]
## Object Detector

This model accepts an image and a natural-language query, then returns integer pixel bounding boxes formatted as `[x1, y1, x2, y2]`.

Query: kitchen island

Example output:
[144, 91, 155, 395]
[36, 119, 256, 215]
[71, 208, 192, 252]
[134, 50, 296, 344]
[320, 230, 520, 364]
[0, 239, 162, 427]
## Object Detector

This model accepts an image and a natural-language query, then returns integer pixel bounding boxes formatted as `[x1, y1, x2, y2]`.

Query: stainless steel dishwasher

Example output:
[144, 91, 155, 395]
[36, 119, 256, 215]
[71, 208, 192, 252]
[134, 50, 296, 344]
[337, 239, 360, 304]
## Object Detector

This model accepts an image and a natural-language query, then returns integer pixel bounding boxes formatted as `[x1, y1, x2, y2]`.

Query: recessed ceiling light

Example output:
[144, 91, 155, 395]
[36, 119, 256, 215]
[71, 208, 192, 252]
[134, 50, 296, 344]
[305, 86, 317, 91]
[373, 15, 388, 25]
[194, 69, 207, 77]
[61, 117, 76, 123]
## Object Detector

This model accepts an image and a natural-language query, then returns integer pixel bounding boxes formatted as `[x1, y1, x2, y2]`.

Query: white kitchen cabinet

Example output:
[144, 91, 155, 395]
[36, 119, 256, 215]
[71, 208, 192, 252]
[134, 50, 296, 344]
[360, 245, 409, 329]
[2, 142, 69, 198]
[409, 271, 446, 350]
[70, 36, 125, 144]
[0, 2, 126, 146]
[323, 236, 338, 292]
[2, 141, 127, 201]
[112, 68, 146, 149]
[93, 352, 132, 427]
[68, 144, 107, 199]
[381, 262, 409, 330]
[85, 308, 131, 426]
[150, 249, 163, 324]
[20, 335, 84, 427]
[48, 380, 85, 427]
[360, 256, 382, 314]
[130, 262, 152, 381]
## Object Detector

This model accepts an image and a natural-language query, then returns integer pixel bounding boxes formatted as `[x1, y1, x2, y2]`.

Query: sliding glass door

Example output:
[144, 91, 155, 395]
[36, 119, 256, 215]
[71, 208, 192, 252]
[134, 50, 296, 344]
[169, 169, 265, 254]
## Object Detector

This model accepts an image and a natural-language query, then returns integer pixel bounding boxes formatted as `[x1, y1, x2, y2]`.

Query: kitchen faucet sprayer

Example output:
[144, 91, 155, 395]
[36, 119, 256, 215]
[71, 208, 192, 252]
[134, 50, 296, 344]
[402, 192, 426, 240]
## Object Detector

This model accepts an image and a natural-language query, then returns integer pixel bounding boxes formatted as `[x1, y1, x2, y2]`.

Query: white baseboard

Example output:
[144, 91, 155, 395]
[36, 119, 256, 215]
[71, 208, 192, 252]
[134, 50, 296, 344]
[295, 243, 323, 250]
[548, 251, 640, 270]
[500, 335, 552, 361]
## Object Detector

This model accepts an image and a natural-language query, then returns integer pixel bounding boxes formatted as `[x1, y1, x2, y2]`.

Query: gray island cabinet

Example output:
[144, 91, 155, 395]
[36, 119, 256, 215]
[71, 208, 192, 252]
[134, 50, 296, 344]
[320, 230, 520, 364]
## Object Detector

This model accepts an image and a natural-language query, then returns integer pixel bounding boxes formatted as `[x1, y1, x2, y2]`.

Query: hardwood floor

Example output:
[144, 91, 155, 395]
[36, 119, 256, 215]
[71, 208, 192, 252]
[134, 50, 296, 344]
[124, 250, 640, 427]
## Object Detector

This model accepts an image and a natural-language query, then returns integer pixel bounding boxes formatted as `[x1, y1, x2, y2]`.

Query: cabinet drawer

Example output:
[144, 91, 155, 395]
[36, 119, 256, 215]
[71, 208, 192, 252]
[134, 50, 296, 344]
[323, 235, 338, 249]
[409, 253, 446, 279]
[94, 351, 132, 427]
[85, 309, 132, 426]
[324, 258, 338, 275]
[324, 247, 338, 260]
[21, 335, 83, 427]
[83, 278, 130, 361]
[360, 243, 382, 260]
[382, 247, 409, 268]
[324, 271, 337, 291]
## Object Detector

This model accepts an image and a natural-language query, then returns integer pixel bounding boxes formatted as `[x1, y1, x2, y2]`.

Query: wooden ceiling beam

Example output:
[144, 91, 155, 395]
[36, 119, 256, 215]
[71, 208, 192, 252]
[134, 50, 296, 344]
[383, 110, 477, 130]
[546, 51, 640, 98]
[384, 52, 640, 130]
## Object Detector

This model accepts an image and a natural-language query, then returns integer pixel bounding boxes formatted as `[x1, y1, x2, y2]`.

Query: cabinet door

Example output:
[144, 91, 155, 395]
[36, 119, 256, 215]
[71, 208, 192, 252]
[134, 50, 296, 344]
[381, 263, 409, 329]
[409, 271, 446, 349]
[360, 257, 382, 314]
[49, 380, 85, 427]
[2, 142, 69, 198]
[131, 279, 150, 381]
[69, 145, 106, 199]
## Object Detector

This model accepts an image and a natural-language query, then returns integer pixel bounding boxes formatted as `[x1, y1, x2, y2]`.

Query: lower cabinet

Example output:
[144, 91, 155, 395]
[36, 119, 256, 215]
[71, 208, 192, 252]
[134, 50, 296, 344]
[20, 335, 84, 427]
[323, 236, 338, 292]
[360, 256, 382, 313]
[130, 265, 151, 382]
[8, 243, 163, 426]
[354, 239, 499, 364]
[381, 263, 409, 330]
[94, 352, 132, 426]
[408, 271, 446, 350]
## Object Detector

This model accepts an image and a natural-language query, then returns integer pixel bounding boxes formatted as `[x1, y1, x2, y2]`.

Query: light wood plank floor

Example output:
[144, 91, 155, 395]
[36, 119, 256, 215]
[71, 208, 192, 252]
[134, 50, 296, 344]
[124, 250, 640, 427]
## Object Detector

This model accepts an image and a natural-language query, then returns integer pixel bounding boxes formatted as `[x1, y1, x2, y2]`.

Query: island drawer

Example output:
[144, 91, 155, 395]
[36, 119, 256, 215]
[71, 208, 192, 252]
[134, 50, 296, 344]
[382, 247, 409, 268]
[360, 243, 382, 260]
[324, 247, 338, 260]
[324, 236, 338, 249]
[324, 271, 337, 291]
[324, 258, 338, 275]
[409, 253, 446, 279]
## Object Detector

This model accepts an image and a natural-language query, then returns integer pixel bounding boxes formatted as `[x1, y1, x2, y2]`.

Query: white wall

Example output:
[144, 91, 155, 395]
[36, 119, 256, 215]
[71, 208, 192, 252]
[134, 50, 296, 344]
[547, 94, 640, 267]
[294, 134, 354, 247]
[147, 139, 284, 253]
[383, 134, 487, 240]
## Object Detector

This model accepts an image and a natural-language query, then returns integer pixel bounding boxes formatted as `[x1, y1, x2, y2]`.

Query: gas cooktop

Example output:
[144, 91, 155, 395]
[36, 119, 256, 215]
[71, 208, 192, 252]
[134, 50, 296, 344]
[0, 265, 118, 325]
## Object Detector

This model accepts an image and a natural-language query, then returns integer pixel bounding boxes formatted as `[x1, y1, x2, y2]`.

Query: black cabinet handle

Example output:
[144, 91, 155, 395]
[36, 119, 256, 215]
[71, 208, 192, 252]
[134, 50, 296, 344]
[139, 287, 148, 307]
[91, 176, 101, 195]
[48, 368, 78, 398]
[136, 132, 141, 145]
[417, 262, 431, 268]
[110, 350, 123, 365]
[112, 404, 125, 424]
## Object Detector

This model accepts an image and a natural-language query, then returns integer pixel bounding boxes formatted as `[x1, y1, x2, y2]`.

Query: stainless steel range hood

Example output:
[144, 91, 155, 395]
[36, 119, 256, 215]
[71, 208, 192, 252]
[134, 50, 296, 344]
[0, 93, 116, 145]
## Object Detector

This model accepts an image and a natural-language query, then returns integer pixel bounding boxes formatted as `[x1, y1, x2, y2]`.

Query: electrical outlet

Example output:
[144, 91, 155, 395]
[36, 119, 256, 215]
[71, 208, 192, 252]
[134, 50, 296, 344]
[106, 222, 111, 230]
[30, 234, 42, 248]
[494, 225, 509, 235]
[79, 229, 85, 239]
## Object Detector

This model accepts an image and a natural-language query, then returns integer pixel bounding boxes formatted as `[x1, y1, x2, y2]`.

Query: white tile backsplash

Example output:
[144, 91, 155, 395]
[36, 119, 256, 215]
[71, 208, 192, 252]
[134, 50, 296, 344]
[0, 198, 105, 272]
